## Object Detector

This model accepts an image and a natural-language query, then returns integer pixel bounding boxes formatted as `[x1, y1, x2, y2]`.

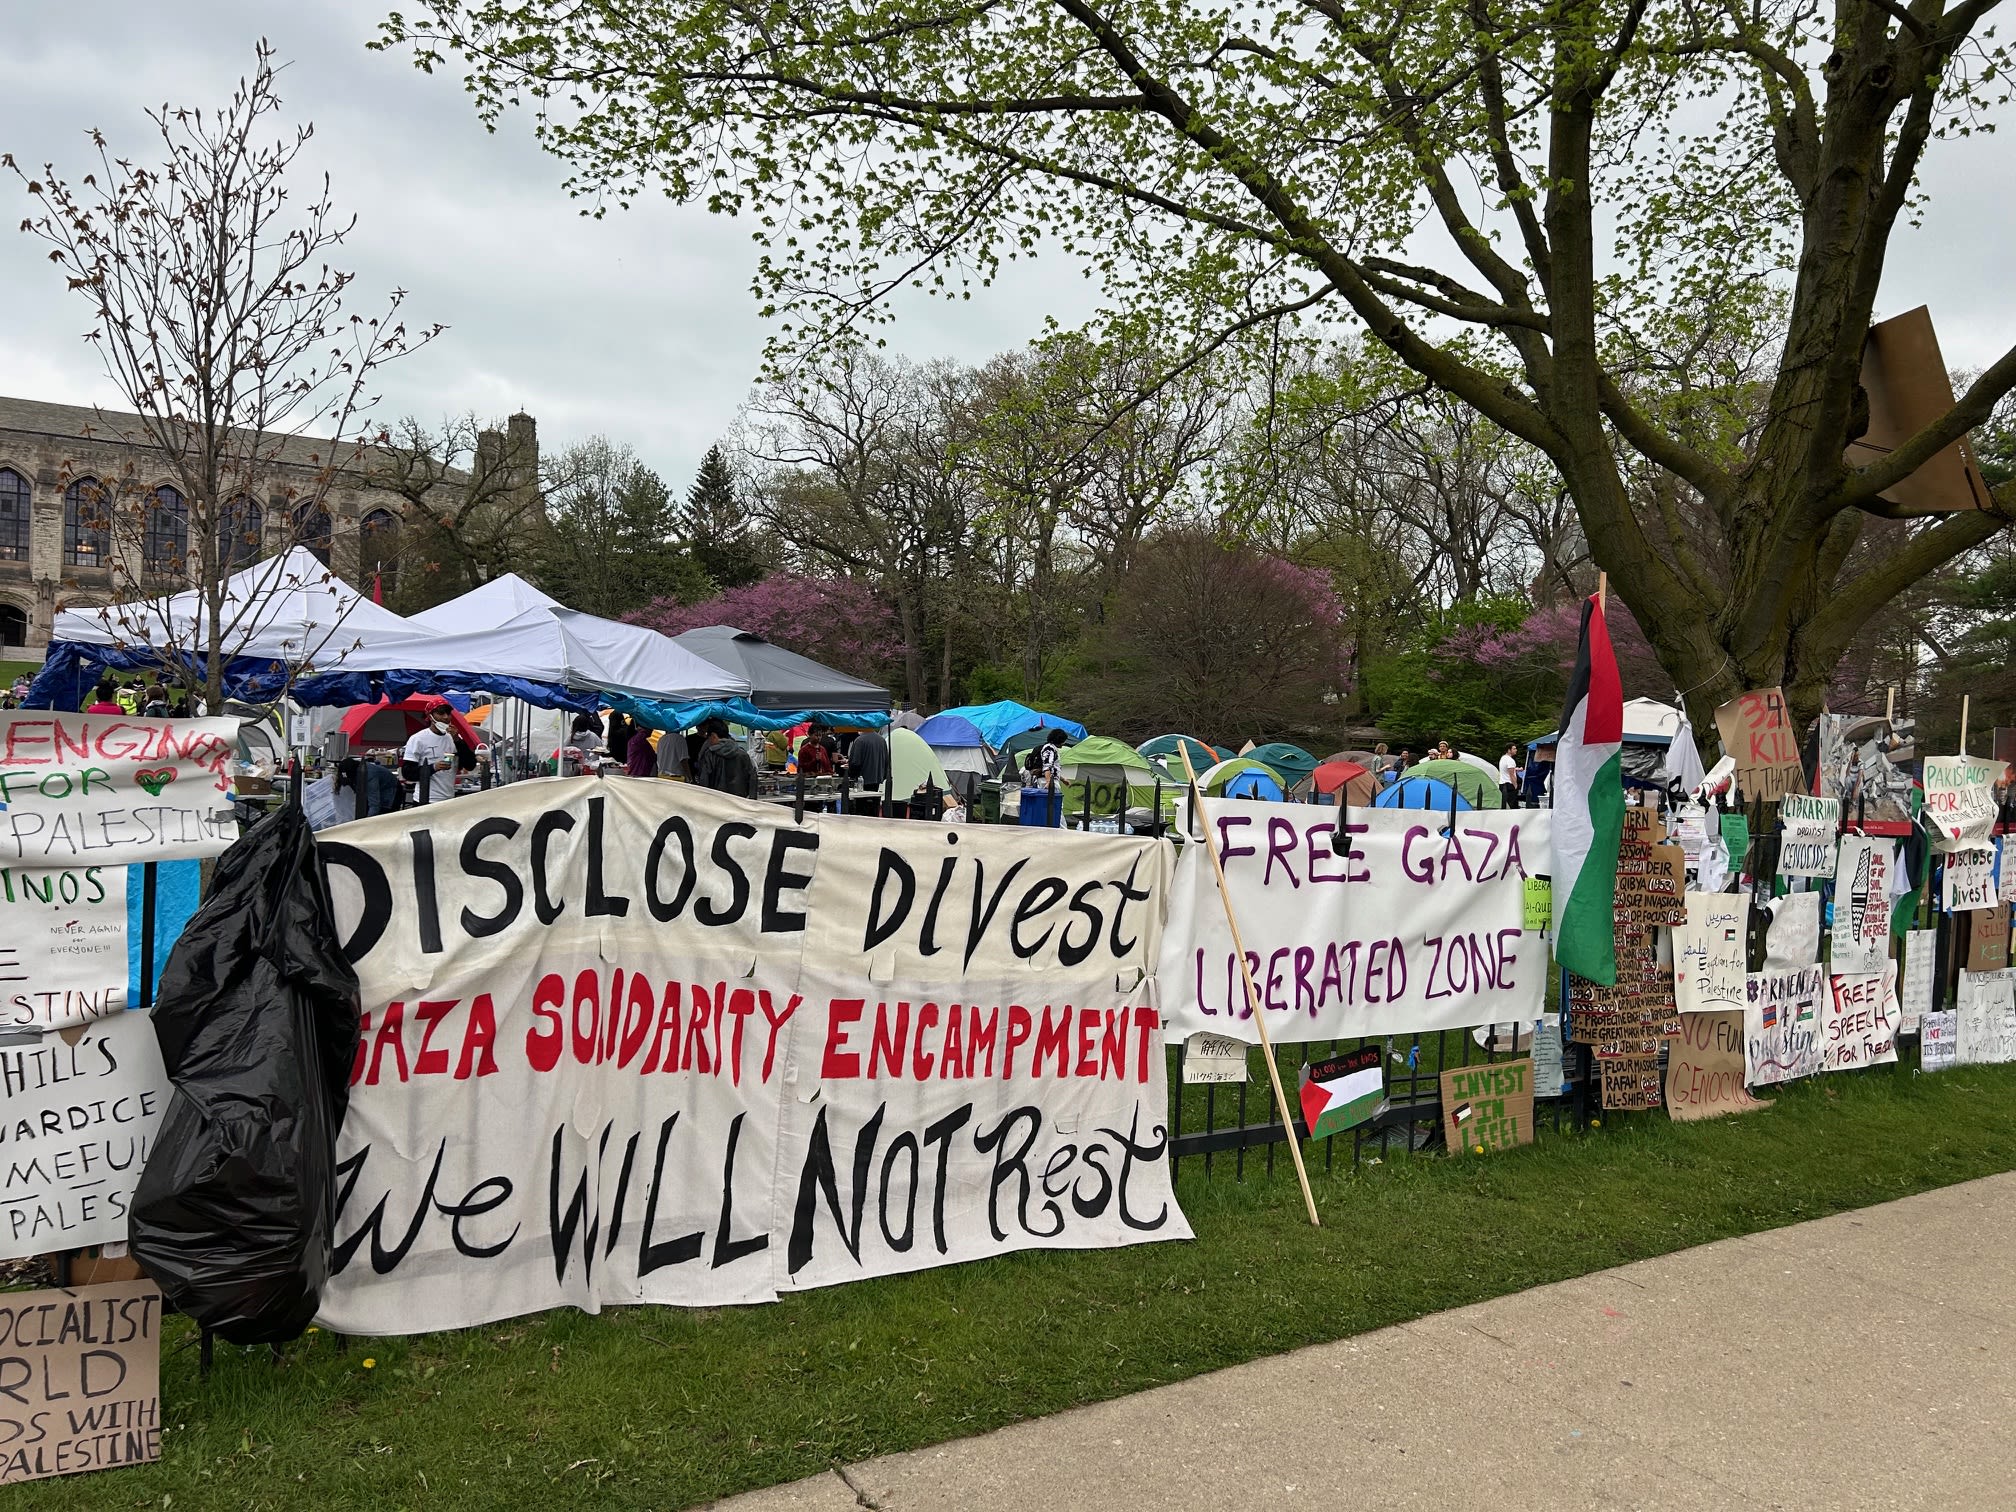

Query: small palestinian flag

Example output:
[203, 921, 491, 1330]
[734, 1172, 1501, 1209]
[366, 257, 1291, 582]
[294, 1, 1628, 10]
[1298, 1047, 1385, 1139]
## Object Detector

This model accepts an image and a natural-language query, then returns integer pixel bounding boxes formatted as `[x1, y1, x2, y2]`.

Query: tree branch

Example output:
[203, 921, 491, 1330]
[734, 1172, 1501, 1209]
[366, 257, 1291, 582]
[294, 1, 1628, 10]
[1804, 506, 2013, 653]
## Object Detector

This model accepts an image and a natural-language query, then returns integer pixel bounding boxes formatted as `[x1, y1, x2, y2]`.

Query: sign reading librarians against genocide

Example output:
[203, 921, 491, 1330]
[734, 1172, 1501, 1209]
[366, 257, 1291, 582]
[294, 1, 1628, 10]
[1713, 687, 1806, 803]
[1777, 795, 1839, 880]
[1665, 1012, 1766, 1121]
[1439, 1060, 1534, 1155]
[314, 778, 1188, 1335]
[0, 1011, 167, 1261]
[0, 865, 128, 1031]
[0, 715, 238, 867]
[0, 1280, 160, 1486]
[1157, 798, 1551, 1043]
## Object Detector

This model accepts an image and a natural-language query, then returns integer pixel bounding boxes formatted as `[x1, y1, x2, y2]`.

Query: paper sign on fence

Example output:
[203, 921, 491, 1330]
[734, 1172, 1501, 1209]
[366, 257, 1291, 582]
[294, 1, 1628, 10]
[0, 714, 239, 866]
[1945, 848, 1995, 912]
[1714, 687, 1806, 803]
[1745, 965, 1824, 1087]
[0, 1280, 160, 1486]
[1183, 1032, 1247, 1084]
[1922, 1009, 1959, 1072]
[1831, 837, 1891, 974]
[1902, 928, 1938, 1032]
[1923, 754, 1999, 853]
[1666, 1011, 1767, 1120]
[0, 864, 128, 1030]
[1955, 969, 2016, 1065]
[1675, 893, 1747, 1015]
[1823, 964, 1899, 1072]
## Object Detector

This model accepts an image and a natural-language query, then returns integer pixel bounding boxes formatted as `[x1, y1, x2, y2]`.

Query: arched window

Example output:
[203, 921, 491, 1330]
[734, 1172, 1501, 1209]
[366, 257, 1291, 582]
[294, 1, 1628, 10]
[293, 501, 333, 566]
[0, 604, 25, 647]
[360, 508, 399, 598]
[218, 495, 263, 570]
[144, 485, 188, 574]
[63, 477, 112, 568]
[0, 470, 29, 563]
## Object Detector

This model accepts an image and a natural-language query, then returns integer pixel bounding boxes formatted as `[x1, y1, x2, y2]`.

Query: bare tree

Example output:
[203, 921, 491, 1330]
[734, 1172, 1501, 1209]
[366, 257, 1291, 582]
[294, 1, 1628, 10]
[366, 413, 556, 610]
[5, 41, 440, 708]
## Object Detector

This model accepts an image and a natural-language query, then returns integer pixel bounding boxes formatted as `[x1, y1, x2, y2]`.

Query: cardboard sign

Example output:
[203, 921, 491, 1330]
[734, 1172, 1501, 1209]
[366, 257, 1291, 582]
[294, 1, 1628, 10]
[1844, 306, 1995, 514]
[1714, 688, 1806, 803]
[0, 1012, 168, 1261]
[1971, 903, 2012, 972]
[1182, 1032, 1248, 1084]
[1675, 893, 1747, 1015]
[1745, 965, 1824, 1087]
[1665, 1011, 1767, 1120]
[0, 1280, 161, 1485]
[1922, 1009, 1959, 1072]
[1597, 1057, 1665, 1111]
[0, 715, 239, 866]
[1923, 754, 1999, 853]
[1945, 848, 1996, 912]
[1902, 928, 1938, 1032]
[0, 865, 128, 1031]
[1830, 836, 1891, 974]
[1439, 1059, 1534, 1154]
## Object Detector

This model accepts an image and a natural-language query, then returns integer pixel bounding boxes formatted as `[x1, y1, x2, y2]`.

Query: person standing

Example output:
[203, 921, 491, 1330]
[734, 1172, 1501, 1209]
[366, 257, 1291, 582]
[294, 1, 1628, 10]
[846, 727, 890, 813]
[693, 716, 758, 797]
[402, 701, 461, 804]
[86, 681, 124, 715]
[625, 724, 659, 778]
[1499, 743, 1521, 808]
[655, 725, 692, 781]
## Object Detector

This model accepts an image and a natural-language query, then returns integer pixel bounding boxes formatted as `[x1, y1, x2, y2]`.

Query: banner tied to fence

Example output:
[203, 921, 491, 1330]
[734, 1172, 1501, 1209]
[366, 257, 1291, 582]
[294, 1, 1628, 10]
[314, 777, 1189, 1334]
[0, 714, 239, 867]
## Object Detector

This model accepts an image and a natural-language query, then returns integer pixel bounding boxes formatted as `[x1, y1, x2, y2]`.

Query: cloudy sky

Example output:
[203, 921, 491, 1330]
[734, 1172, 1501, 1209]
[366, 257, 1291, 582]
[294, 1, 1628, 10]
[4, 2, 2013, 494]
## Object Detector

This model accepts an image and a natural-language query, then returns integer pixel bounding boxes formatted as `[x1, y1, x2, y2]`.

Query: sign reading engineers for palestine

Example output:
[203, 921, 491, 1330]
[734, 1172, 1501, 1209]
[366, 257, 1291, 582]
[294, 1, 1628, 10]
[0, 715, 239, 866]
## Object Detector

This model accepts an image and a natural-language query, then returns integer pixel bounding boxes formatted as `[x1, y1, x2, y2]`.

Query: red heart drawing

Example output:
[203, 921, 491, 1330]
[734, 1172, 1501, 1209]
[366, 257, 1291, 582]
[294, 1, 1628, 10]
[136, 768, 177, 797]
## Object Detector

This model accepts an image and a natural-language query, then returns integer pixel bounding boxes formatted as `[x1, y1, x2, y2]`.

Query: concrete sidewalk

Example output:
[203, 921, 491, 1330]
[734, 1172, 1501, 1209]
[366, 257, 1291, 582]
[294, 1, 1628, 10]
[712, 1172, 2016, 1511]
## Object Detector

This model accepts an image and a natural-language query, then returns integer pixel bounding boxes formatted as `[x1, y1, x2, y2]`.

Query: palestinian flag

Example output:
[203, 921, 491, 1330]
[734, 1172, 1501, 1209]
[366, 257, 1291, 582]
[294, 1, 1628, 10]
[1299, 1047, 1384, 1139]
[1550, 593, 1625, 985]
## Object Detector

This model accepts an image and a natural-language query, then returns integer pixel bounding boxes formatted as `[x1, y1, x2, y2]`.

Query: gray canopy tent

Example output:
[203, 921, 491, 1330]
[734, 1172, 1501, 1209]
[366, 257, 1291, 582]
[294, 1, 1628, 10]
[671, 625, 891, 714]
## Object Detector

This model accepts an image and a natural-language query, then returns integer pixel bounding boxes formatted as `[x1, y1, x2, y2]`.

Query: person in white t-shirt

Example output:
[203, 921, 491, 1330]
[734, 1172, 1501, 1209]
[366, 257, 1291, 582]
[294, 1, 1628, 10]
[1498, 744, 1521, 809]
[402, 702, 460, 803]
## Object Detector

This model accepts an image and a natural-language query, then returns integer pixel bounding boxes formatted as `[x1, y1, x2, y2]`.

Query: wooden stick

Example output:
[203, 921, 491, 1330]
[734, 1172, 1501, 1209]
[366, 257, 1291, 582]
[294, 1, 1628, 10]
[1961, 694, 1972, 756]
[1884, 686, 1896, 728]
[1178, 746, 1321, 1227]
[1596, 571, 1608, 612]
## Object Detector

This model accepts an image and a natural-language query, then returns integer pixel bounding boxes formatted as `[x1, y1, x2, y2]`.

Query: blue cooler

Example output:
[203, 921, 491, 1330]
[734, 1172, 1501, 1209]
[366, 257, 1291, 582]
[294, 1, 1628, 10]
[1018, 789, 1063, 827]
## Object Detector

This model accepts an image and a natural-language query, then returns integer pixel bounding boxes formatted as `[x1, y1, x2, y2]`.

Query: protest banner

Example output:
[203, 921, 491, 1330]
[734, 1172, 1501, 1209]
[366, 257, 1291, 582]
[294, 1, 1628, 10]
[1299, 1047, 1384, 1138]
[1944, 848, 1995, 913]
[1902, 929, 1938, 1032]
[2002, 837, 2016, 904]
[0, 865, 128, 1030]
[0, 714, 238, 867]
[1570, 806, 1684, 1107]
[1181, 1032, 1246, 1084]
[1923, 1009, 1959, 1071]
[1815, 716, 1916, 833]
[315, 778, 1189, 1334]
[1830, 836, 1891, 974]
[0, 1280, 160, 1486]
[1674, 893, 1747, 1015]
[1439, 1059, 1533, 1154]
[1955, 969, 2016, 1066]
[0, 1012, 167, 1261]
[1922, 754, 1999, 853]
[1765, 892, 1822, 972]
[1665, 1011, 1766, 1120]
[1713, 687, 1806, 803]
[1744, 965, 1824, 1087]
[1823, 965, 1899, 1071]
[1776, 795, 1838, 880]
[1970, 903, 2011, 972]
[1157, 799, 1550, 1042]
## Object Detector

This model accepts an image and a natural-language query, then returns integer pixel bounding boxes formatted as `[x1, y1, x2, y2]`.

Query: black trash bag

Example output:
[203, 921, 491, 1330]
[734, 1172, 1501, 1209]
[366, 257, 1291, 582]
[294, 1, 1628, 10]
[130, 802, 361, 1344]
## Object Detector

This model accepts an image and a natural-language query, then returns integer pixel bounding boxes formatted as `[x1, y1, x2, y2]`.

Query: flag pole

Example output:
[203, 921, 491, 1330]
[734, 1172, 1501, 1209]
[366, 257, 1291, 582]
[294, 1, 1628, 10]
[1178, 745, 1320, 1227]
[1597, 571, 1608, 613]
[1961, 693, 1971, 756]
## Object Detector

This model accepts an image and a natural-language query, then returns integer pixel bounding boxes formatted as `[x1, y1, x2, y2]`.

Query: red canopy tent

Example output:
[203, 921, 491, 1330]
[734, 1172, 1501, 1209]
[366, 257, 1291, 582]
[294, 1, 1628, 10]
[340, 697, 484, 753]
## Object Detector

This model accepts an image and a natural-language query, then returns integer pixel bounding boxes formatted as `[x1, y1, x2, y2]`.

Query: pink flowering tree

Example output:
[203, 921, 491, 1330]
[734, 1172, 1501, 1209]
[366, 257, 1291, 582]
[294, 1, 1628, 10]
[627, 573, 903, 686]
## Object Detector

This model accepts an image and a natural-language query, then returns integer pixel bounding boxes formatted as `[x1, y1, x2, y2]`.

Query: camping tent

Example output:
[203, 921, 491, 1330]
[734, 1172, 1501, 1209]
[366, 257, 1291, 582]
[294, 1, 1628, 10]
[937, 700, 1087, 747]
[671, 626, 890, 713]
[1407, 758, 1502, 808]
[1311, 759, 1380, 806]
[914, 714, 992, 794]
[1246, 742, 1318, 790]
[1197, 756, 1287, 800]
[1529, 696, 1690, 783]
[340, 697, 484, 753]
[1138, 734, 1217, 774]
[888, 726, 951, 800]
[1376, 775, 1472, 810]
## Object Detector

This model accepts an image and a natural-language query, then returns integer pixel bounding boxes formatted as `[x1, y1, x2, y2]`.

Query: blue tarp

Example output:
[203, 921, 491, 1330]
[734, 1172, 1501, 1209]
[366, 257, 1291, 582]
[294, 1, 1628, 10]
[608, 693, 891, 734]
[936, 700, 1086, 747]
[128, 860, 202, 1003]
[913, 713, 989, 749]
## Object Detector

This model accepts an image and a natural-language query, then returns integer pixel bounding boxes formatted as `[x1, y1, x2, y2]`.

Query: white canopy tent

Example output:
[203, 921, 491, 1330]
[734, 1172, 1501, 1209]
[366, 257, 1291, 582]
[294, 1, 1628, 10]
[407, 573, 560, 633]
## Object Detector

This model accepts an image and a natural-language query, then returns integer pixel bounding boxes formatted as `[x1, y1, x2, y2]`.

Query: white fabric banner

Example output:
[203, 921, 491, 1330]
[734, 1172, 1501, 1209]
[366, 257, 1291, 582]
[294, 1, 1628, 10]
[1157, 800, 1550, 1043]
[0, 865, 129, 1031]
[1674, 893, 1747, 1015]
[314, 778, 1187, 1335]
[0, 714, 239, 866]
[0, 1010, 167, 1259]
[1955, 969, 2016, 1066]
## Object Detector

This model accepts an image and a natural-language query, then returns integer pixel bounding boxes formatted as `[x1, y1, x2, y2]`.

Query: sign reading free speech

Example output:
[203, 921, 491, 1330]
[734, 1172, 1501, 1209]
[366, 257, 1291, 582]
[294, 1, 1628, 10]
[0, 715, 239, 866]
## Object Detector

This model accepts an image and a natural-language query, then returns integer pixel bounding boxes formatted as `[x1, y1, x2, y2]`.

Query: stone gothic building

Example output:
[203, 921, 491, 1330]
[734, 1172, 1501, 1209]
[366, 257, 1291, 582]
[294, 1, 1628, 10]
[0, 397, 537, 651]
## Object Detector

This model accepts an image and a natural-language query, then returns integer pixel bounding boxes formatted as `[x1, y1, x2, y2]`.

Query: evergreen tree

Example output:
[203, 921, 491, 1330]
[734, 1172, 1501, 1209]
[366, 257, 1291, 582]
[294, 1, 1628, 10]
[543, 439, 709, 617]
[682, 445, 766, 590]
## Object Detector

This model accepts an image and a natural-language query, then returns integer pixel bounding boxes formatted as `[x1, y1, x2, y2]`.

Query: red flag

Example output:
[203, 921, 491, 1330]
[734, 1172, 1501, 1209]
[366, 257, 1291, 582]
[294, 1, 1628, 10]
[372, 569, 384, 606]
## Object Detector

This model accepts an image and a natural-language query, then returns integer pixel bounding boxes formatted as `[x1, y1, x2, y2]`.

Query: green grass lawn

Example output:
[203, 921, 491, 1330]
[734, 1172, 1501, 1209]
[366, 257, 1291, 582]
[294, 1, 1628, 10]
[15, 1060, 2016, 1511]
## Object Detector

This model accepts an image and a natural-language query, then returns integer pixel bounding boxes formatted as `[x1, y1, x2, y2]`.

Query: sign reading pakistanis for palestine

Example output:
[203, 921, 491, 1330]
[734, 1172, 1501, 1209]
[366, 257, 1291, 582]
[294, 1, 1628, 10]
[315, 778, 1188, 1335]
[1922, 754, 1999, 853]
[0, 1280, 161, 1486]
[1158, 799, 1551, 1043]
[0, 715, 238, 866]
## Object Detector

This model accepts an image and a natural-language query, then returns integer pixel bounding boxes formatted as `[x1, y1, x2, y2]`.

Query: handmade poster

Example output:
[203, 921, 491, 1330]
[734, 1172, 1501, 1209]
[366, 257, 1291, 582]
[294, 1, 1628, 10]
[1674, 893, 1747, 1015]
[0, 714, 239, 866]
[1158, 799, 1550, 1042]
[0, 1011, 168, 1261]
[1744, 965, 1825, 1087]
[1902, 929, 1938, 1032]
[1815, 715, 1916, 833]
[2002, 837, 2016, 905]
[1765, 892, 1822, 972]
[1597, 1057, 1665, 1110]
[1439, 1059, 1533, 1154]
[1523, 876, 1552, 933]
[1530, 1016, 1569, 1097]
[1823, 964, 1899, 1071]
[1970, 902, 2011, 972]
[1922, 1009, 1959, 1072]
[1713, 687, 1806, 803]
[1299, 1046, 1384, 1138]
[315, 778, 1188, 1335]
[1955, 969, 2016, 1065]
[1719, 811, 1752, 871]
[1670, 806, 1709, 865]
[1183, 1032, 1247, 1084]
[0, 864, 129, 1030]
[1665, 1011, 1767, 1120]
[1777, 795, 1839, 880]
[0, 1280, 160, 1486]
[1570, 807, 1684, 1103]
[1922, 754, 1999, 853]
[1830, 836, 1890, 974]
[1944, 848, 1996, 913]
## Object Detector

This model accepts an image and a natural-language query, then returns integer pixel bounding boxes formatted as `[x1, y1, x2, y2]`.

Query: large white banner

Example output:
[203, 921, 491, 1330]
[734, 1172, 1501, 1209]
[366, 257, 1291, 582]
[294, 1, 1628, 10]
[1157, 799, 1550, 1042]
[315, 779, 1187, 1335]
[0, 714, 239, 866]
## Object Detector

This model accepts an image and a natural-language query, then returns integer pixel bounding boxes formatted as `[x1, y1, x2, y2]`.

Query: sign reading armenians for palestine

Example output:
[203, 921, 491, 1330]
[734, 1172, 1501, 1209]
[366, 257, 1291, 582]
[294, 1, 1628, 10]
[1439, 1059, 1533, 1155]
[0, 864, 129, 1031]
[0, 715, 239, 866]
[1713, 687, 1806, 803]
[1182, 1032, 1247, 1085]
[0, 1280, 161, 1486]
[0, 1011, 168, 1261]
[314, 778, 1189, 1335]
[1299, 1046, 1383, 1139]
[1745, 965, 1824, 1087]
[1922, 754, 1999, 853]
[1157, 799, 1550, 1042]
[1665, 1011, 1767, 1121]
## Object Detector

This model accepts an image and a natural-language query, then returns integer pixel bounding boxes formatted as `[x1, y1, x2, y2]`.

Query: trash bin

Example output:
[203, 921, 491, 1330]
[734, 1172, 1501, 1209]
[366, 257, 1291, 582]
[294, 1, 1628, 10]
[1018, 788, 1063, 827]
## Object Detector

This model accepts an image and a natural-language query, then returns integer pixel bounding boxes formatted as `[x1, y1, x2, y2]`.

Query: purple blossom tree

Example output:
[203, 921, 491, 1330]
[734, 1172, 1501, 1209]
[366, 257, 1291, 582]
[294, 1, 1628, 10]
[627, 574, 902, 686]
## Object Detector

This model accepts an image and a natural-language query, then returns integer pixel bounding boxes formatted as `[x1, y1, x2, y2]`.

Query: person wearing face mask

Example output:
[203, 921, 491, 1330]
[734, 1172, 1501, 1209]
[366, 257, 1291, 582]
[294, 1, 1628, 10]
[401, 700, 462, 804]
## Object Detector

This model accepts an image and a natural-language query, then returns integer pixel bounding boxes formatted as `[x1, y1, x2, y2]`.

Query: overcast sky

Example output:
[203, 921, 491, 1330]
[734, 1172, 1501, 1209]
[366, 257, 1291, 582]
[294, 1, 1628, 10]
[4, 1, 2014, 495]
